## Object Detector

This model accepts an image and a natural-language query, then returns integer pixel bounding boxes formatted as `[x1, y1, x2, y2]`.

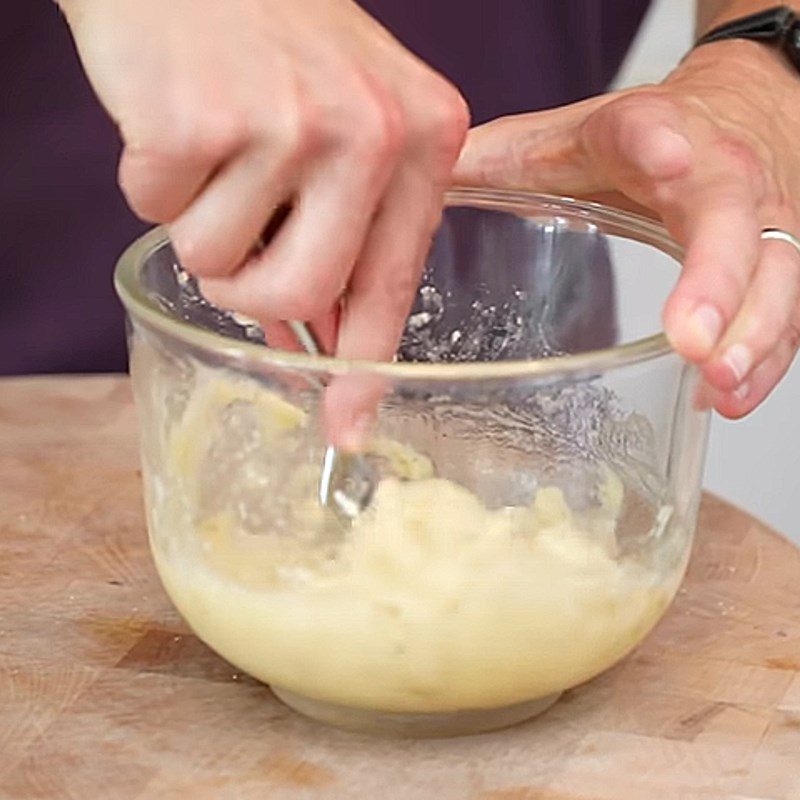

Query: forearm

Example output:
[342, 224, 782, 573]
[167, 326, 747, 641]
[696, 0, 800, 36]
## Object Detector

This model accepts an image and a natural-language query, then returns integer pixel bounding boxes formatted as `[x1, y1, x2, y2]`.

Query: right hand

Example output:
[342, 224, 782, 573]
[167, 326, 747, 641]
[60, 0, 468, 447]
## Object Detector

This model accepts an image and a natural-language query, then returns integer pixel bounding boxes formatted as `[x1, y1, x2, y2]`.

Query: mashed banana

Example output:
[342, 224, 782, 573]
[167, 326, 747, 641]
[147, 373, 678, 714]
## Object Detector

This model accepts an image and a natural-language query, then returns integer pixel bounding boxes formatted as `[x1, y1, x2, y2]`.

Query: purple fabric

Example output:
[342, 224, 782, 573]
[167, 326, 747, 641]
[1, 3, 147, 375]
[360, 0, 652, 122]
[0, 1, 650, 375]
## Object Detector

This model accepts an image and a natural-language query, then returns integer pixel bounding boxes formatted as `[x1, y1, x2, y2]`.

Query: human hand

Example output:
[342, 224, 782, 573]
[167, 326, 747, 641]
[454, 40, 800, 417]
[59, 0, 468, 446]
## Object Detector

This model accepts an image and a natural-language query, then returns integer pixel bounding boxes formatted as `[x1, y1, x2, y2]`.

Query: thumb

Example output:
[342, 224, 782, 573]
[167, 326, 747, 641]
[453, 93, 618, 194]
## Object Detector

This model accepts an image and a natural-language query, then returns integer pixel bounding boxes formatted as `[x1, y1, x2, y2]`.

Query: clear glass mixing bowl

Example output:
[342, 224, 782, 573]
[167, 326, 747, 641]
[115, 189, 710, 737]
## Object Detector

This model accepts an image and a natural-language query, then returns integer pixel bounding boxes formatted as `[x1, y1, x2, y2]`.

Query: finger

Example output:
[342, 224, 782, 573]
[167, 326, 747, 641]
[259, 311, 340, 355]
[456, 93, 760, 371]
[455, 90, 694, 197]
[712, 312, 800, 418]
[702, 232, 800, 392]
[662, 183, 762, 362]
[324, 167, 440, 450]
[453, 95, 615, 192]
[253, 208, 342, 355]
[199, 149, 393, 323]
[118, 145, 216, 223]
[167, 147, 295, 279]
[198, 204, 340, 354]
[576, 93, 766, 365]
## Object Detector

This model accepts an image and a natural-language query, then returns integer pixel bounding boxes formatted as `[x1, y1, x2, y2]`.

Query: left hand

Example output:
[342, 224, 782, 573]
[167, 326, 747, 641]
[454, 40, 800, 417]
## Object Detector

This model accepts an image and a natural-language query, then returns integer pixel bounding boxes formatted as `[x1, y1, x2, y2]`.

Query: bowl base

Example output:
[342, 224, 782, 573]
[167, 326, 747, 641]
[270, 686, 562, 738]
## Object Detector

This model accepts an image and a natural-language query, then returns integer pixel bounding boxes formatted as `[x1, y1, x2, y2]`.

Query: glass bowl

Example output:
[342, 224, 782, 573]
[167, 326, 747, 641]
[115, 189, 710, 737]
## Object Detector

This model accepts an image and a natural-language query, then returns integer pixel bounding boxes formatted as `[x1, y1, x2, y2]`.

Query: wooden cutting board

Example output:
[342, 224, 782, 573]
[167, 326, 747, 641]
[1, 375, 798, 800]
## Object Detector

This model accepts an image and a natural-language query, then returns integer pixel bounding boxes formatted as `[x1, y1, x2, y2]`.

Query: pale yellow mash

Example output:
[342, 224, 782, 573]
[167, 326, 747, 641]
[145, 371, 680, 714]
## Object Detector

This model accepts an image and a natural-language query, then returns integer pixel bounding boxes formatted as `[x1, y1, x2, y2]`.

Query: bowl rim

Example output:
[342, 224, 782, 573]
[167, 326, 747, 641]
[114, 188, 682, 381]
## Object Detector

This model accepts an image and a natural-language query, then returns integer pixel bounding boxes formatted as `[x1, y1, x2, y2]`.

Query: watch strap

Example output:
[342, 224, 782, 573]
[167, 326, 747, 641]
[695, 5, 800, 72]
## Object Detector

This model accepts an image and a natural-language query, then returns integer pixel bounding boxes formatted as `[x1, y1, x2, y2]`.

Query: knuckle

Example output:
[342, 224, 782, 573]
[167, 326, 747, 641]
[268, 114, 303, 158]
[747, 315, 785, 356]
[347, 91, 407, 162]
[120, 116, 248, 221]
[162, 114, 248, 164]
[417, 79, 470, 152]
[271, 105, 326, 162]
[582, 90, 677, 152]
[297, 112, 327, 158]
[714, 269, 749, 305]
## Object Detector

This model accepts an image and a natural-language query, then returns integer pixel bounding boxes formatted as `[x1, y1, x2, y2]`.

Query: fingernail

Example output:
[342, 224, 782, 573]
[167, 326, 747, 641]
[338, 412, 375, 453]
[723, 343, 753, 384]
[733, 381, 751, 402]
[687, 304, 724, 353]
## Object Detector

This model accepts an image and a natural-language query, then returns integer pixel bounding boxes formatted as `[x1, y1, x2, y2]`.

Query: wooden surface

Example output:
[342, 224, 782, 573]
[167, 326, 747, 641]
[1, 375, 799, 800]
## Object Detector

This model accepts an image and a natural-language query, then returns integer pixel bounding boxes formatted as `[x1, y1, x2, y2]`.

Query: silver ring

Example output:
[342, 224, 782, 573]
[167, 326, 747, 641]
[761, 227, 800, 256]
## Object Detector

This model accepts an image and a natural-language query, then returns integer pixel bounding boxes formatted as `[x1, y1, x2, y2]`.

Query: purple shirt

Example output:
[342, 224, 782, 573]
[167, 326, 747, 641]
[1, 1, 649, 375]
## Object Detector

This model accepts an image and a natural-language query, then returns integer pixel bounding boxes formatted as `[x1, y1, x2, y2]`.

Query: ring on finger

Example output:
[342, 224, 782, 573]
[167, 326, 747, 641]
[761, 227, 800, 257]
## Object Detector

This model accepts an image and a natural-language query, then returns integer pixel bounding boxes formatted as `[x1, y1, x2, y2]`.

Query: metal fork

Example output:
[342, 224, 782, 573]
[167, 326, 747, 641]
[287, 321, 376, 527]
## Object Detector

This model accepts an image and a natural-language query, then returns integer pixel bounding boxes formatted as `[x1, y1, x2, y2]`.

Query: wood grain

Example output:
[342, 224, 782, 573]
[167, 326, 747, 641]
[0, 375, 798, 800]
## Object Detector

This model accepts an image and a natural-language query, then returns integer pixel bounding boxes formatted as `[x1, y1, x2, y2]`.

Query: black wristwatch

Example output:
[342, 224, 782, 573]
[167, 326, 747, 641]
[695, 5, 800, 72]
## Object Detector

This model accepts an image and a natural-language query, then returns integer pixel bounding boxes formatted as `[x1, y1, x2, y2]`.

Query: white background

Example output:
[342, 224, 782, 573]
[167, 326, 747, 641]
[615, 0, 799, 542]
